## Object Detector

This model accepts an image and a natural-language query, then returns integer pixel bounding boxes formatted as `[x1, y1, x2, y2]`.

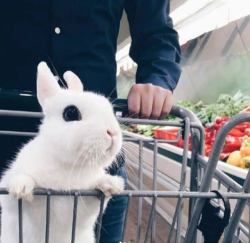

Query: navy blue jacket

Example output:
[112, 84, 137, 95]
[0, 0, 181, 98]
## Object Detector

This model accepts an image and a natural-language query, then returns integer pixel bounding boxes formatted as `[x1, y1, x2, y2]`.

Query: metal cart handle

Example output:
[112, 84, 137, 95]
[111, 99, 202, 124]
[0, 89, 201, 125]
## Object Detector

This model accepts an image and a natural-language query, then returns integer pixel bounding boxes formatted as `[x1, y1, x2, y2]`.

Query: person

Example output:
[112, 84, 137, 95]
[0, 1, 181, 242]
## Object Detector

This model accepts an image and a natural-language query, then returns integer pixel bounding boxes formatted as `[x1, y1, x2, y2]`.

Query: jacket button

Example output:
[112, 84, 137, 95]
[55, 27, 61, 34]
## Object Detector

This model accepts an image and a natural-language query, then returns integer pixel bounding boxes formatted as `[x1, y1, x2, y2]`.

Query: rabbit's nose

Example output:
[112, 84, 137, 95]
[107, 130, 113, 138]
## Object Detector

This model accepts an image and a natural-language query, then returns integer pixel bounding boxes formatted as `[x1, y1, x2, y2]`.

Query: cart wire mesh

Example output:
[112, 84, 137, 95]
[0, 104, 249, 243]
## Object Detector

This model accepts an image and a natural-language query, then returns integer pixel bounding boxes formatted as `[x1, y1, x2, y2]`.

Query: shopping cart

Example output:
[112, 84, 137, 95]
[0, 92, 250, 243]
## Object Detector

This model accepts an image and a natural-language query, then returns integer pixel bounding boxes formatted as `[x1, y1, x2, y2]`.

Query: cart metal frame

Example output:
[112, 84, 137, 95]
[0, 104, 249, 243]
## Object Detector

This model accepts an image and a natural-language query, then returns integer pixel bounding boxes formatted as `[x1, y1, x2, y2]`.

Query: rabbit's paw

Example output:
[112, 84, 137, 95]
[96, 175, 124, 197]
[8, 174, 35, 201]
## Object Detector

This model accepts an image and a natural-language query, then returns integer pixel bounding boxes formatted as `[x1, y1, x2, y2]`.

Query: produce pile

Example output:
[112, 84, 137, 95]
[227, 136, 250, 169]
[126, 91, 250, 168]
[127, 124, 157, 138]
[165, 91, 250, 125]
[204, 116, 250, 160]
[128, 91, 250, 136]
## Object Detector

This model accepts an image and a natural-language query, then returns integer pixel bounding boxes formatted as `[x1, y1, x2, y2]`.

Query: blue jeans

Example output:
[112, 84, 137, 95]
[99, 164, 128, 243]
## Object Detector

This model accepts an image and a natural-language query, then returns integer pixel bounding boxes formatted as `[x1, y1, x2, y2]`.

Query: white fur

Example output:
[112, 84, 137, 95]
[63, 71, 84, 92]
[0, 62, 124, 243]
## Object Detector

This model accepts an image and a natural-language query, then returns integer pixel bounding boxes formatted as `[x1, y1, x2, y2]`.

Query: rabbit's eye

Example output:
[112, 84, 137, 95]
[63, 105, 82, 122]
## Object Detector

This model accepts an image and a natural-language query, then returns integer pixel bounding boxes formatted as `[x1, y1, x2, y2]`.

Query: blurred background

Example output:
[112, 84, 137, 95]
[116, 0, 250, 104]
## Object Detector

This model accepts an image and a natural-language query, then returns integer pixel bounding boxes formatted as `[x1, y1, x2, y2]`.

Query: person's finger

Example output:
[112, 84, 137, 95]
[140, 84, 153, 119]
[128, 85, 141, 118]
[159, 92, 173, 120]
[150, 88, 165, 119]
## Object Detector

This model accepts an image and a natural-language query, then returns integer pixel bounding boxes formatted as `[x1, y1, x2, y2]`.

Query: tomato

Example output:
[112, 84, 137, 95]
[205, 132, 212, 145]
[213, 123, 221, 130]
[210, 129, 217, 138]
[205, 149, 212, 157]
[221, 116, 229, 121]
[205, 144, 211, 150]
[215, 118, 222, 124]
[205, 127, 212, 133]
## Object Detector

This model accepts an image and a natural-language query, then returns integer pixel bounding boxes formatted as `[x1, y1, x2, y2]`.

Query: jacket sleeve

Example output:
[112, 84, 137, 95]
[124, 0, 182, 92]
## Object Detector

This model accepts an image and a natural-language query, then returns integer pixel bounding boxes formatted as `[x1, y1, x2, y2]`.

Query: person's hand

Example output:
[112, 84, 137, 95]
[127, 83, 173, 120]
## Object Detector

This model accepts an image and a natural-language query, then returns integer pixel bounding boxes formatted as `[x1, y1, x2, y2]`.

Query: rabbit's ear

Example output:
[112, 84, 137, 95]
[37, 62, 61, 106]
[63, 71, 84, 92]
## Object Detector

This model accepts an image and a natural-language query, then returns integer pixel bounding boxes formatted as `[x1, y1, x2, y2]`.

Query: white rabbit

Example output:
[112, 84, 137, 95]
[0, 62, 124, 243]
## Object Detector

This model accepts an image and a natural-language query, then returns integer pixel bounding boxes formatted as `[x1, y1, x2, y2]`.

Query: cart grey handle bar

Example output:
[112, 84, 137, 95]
[184, 112, 250, 243]
[112, 98, 201, 123]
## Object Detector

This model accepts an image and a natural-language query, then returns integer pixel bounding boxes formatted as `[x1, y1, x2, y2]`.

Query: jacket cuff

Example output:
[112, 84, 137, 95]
[136, 74, 175, 93]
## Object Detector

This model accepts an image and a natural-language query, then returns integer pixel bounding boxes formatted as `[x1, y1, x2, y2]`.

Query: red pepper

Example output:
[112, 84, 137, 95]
[222, 145, 241, 153]
[245, 128, 250, 136]
[229, 128, 244, 137]
[235, 123, 248, 132]
[224, 136, 242, 147]
[222, 136, 242, 153]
